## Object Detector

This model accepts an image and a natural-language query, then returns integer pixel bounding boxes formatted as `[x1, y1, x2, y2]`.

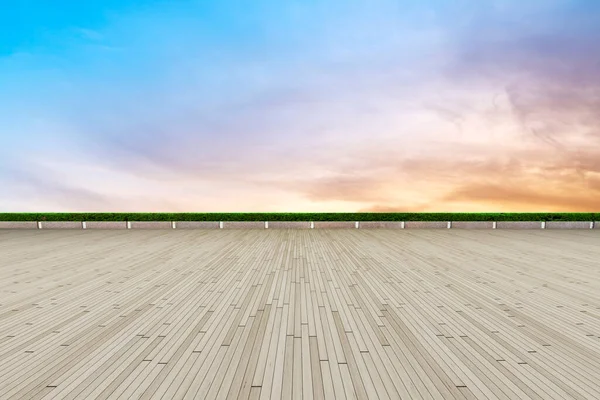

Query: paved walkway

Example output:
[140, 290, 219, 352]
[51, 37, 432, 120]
[0, 229, 599, 399]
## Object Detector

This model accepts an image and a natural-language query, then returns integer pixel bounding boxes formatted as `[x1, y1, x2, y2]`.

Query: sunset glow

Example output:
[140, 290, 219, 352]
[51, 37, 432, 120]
[1, 0, 599, 212]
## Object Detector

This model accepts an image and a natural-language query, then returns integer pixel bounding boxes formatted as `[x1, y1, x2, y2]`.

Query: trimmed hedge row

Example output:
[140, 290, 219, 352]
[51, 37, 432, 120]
[0, 212, 599, 222]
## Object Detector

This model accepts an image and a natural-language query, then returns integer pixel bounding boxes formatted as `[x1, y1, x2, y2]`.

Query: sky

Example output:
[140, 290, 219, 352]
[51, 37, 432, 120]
[1, 0, 599, 213]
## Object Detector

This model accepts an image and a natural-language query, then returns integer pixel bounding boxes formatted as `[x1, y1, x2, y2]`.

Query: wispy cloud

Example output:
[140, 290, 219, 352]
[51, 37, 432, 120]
[1, 165, 115, 211]
[442, 1, 600, 150]
[1, 0, 598, 212]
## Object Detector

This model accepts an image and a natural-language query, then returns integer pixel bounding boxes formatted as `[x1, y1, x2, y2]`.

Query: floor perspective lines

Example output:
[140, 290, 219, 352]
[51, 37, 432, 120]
[0, 229, 599, 399]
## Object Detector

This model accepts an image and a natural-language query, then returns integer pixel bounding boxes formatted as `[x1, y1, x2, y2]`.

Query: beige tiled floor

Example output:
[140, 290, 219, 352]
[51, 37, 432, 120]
[0, 229, 599, 399]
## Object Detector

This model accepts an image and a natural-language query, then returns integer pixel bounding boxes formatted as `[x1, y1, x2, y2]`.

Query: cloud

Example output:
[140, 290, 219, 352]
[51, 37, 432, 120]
[421, 102, 465, 135]
[0, 165, 115, 211]
[441, 2, 600, 150]
[2, 0, 600, 212]
[278, 174, 391, 203]
[72, 27, 104, 41]
[441, 183, 600, 212]
[357, 203, 432, 213]
[266, 140, 600, 212]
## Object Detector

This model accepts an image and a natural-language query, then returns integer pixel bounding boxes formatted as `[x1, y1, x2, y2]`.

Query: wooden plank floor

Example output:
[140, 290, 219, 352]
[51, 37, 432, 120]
[0, 229, 599, 400]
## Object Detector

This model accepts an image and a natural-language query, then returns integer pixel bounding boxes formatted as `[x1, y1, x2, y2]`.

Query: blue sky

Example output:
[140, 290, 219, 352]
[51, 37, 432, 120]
[1, 0, 599, 212]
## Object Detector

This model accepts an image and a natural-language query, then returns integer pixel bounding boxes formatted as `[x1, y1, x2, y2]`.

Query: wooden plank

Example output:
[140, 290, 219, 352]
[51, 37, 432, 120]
[0, 229, 598, 399]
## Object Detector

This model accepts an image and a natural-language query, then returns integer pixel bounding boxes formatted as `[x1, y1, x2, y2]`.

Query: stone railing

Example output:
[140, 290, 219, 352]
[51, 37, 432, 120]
[0, 221, 597, 229]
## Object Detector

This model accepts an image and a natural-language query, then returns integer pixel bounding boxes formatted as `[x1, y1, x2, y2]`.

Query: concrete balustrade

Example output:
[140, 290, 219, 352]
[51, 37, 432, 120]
[0, 221, 38, 229]
[313, 221, 356, 229]
[0, 220, 597, 230]
[85, 221, 128, 229]
[175, 221, 220, 229]
[39, 221, 83, 229]
[451, 221, 495, 229]
[222, 221, 265, 229]
[268, 221, 312, 229]
[496, 221, 543, 229]
[545, 221, 593, 229]
[404, 221, 448, 229]
[359, 221, 404, 229]
[129, 221, 172, 229]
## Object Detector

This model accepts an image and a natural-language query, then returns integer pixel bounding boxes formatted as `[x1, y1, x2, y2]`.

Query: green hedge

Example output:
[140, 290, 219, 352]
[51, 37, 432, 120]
[0, 212, 598, 222]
